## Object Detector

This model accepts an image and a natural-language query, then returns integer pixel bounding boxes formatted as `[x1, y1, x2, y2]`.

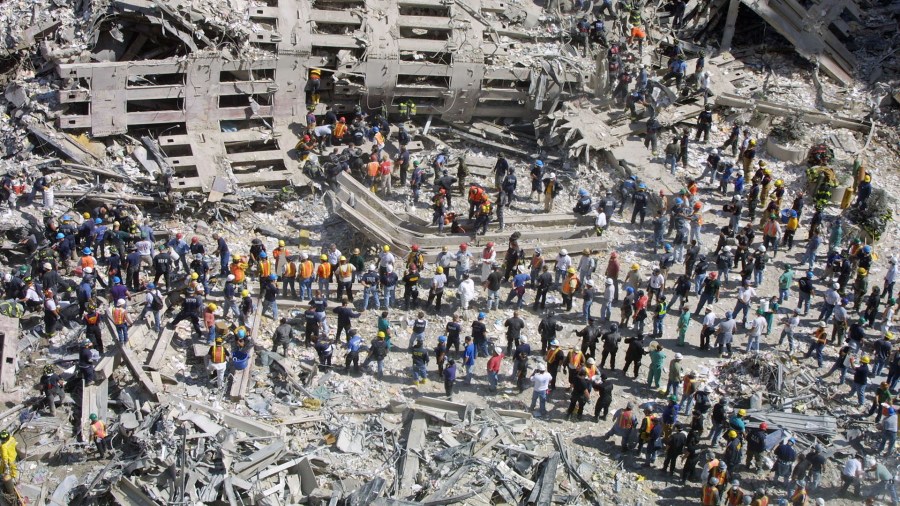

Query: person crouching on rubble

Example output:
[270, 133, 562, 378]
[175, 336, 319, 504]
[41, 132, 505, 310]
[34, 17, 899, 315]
[207, 337, 230, 389]
[314, 335, 335, 372]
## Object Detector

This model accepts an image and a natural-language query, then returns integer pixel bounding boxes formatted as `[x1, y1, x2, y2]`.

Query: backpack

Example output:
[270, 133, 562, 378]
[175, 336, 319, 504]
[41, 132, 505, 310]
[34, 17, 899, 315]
[151, 291, 164, 310]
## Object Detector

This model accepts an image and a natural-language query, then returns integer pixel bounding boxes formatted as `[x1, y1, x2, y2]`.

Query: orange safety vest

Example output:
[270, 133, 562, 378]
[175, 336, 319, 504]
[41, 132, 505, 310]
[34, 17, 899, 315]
[80, 256, 95, 269]
[584, 364, 598, 378]
[317, 263, 332, 278]
[728, 490, 745, 506]
[91, 420, 107, 438]
[231, 263, 246, 283]
[618, 409, 635, 429]
[568, 350, 583, 369]
[763, 220, 779, 238]
[259, 261, 271, 278]
[338, 263, 353, 280]
[702, 485, 718, 506]
[374, 132, 384, 145]
[300, 260, 314, 279]
[285, 262, 298, 278]
[333, 122, 347, 139]
[562, 273, 580, 295]
[546, 348, 560, 363]
[211, 345, 226, 364]
[112, 308, 128, 325]
[273, 247, 288, 260]
[367, 161, 380, 177]
[85, 313, 100, 326]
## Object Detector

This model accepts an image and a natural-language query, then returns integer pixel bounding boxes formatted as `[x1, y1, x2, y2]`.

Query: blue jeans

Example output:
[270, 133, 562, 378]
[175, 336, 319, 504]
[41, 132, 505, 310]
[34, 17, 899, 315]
[139, 306, 161, 332]
[601, 301, 612, 321]
[488, 371, 499, 390]
[455, 266, 469, 285]
[465, 363, 475, 383]
[362, 286, 381, 311]
[734, 300, 749, 322]
[710, 421, 725, 445]
[653, 314, 665, 335]
[666, 154, 677, 175]
[694, 273, 707, 294]
[383, 286, 396, 309]
[486, 290, 499, 310]
[819, 303, 835, 323]
[220, 252, 230, 277]
[223, 299, 240, 320]
[754, 268, 763, 286]
[718, 268, 729, 285]
[849, 382, 867, 405]
[583, 299, 593, 322]
[265, 300, 278, 320]
[300, 278, 313, 299]
[413, 364, 427, 382]
[207, 324, 217, 344]
[318, 279, 330, 298]
[554, 269, 566, 286]
[116, 324, 129, 343]
[530, 389, 548, 416]
[747, 334, 760, 353]
[878, 429, 897, 454]
[665, 380, 680, 398]
[779, 288, 789, 303]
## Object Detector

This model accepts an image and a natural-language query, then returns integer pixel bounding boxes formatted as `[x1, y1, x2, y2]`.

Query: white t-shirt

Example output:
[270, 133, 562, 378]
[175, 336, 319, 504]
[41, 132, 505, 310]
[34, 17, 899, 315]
[842, 458, 862, 478]
[432, 274, 447, 289]
[703, 312, 717, 327]
[750, 316, 768, 337]
[532, 371, 552, 391]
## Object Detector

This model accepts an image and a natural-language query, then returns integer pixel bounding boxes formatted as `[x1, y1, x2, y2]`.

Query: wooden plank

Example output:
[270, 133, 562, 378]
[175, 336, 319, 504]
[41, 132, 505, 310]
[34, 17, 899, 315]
[145, 327, 176, 371]
[229, 302, 263, 399]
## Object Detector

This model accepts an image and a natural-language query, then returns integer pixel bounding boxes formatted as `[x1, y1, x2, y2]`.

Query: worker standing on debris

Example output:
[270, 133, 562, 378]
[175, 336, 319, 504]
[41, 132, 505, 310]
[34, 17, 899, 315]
[647, 342, 665, 389]
[542, 172, 560, 212]
[152, 244, 174, 290]
[463, 335, 477, 384]
[411, 338, 430, 385]
[207, 337, 230, 389]
[0, 431, 16, 480]
[565, 368, 590, 421]
[39, 365, 63, 416]
[529, 160, 544, 201]
[172, 287, 204, 337]
[111, 299, 132, 345]
[273, 318, 295, 356]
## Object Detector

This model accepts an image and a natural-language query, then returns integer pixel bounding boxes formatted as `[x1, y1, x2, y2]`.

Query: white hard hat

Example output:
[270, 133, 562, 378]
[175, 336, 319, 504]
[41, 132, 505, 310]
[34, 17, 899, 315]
[227, 274, 235, 281]
[675, 353, 683, 360]
[494, 346, 503, 355]
[520, 336, 528, 344]
[116, 299, 126, 306]
[368, 264, 376, 271]
[535, 361, 546, 371]
[301, 252, 308, 259]
[386, 265, 393, 273]
[560, 249, 568, 256]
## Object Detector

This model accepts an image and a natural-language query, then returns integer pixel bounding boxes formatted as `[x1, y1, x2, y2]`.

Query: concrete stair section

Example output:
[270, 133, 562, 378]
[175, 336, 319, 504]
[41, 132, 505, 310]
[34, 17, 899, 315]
[329, 171, 602, 260]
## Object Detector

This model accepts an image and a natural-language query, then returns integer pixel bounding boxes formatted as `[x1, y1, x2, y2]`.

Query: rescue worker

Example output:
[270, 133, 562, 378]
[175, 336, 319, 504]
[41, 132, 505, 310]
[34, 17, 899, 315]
[89, 413, 111, 458]
[208, 337, 230, 389]
[39, 365, 63, 416]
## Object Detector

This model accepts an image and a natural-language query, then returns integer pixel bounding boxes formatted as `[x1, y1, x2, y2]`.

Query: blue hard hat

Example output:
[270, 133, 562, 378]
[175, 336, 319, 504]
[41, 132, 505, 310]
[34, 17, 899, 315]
[664, 244, 672, 251]
[438, 335, 447, 342]
[372, 127, 380, 132]
[83, 247, 92, 255]
[56, 233, 64, 239]
[237, 329, 247, 338]
[790, 210, 798, 217]
[95, 218, 102, 224]
[259, 251, 267, 258]
[578, 188, 588, 196]
[113, 276, 121, 283]
[535, 160, 544, 167]
[269, 274, 277, 280]
[725, 311, 733, 318]
[863, 245, 872, 254]
[841, 297, 850, 305]
[675, 198, 684, 205]
[806, 271, 813, 277]
[629, 175, 638, 181]
[478, 312, 486, 319]
[147, 283, 155, 289]
[638, 183, 647, 189]
[626, 286, 635, 294]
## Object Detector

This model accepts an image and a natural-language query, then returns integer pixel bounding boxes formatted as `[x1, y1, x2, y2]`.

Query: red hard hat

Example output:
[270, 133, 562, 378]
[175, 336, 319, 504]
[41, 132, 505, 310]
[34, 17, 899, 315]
[460, 243, 468, 250]
[339, 117, 346, 122]
[176, 233, 184, 240]
[303, 135, 310, 141]
[759, 422, 768, 430]
[370, 154, 377, 160]
[191, 236, 199, 243]
[709, 272, 718, 279]
[411, 244, 419, 251]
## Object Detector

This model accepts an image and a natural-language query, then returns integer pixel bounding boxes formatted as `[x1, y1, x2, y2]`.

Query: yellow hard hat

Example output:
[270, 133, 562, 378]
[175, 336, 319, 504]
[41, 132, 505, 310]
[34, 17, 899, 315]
[320, 254, 328, 261]
[82, 212, 90, 219]
[310, 68, 321, 76]
[861, 355, 871, 364]
[436, 266, 443, 274]
[774, 179, 783, 187]
[383, 245, 390, 252]
[207, 303, 217, 311]
[241, 289, 250, 297]
[191, 272, 199, 280]
[377, 331, 386, 338]
[737, 409, 747, 416]
[887, 332, 894, 340]
[339, 256, 346, 262]
[764, 169, 772, 176]
[631, 263, 640, 271]
[858, 268, 868, 276]
[567, 267, 576, 274]
[864, 174, 872, 182]
[727, 430, 738, 439]
[749, 139, 757, 146]
[279, 240, 285, 247]
[758, 160, 767, 167]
